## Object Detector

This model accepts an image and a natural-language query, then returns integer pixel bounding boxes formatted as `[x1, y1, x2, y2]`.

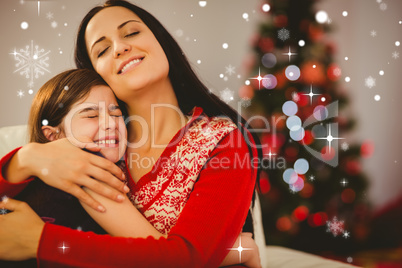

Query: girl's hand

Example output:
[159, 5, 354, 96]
[5, 138, 128, 212]
[0, 198, 44, 261]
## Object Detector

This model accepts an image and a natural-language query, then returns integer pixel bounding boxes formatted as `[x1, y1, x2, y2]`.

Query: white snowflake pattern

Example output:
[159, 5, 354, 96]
[240, 98, 252, 108]
[309, 175, 315, 181]
[370, 30, 377, 37]
[341, 142, 349, 151]
[379, 2, 387, 11]
[220, 88, 234, 103]
[392, 51, 399, 59]
[0, 208, 8, 215]
[10, 40, 51, 88]
[225, 64, 236, 76]
[46, 12, 54, 20]
[51, 21, 58, 28]
[278, 28, 290, 41]
[17, 90, 25, 98]
[365, 76, 376, 88]
[343, 231, 350, 239]
[326, 217, 345, 237]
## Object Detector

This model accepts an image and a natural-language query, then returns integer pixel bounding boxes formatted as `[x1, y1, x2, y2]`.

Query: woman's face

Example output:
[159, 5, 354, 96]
[85, 6, 170, 101]
[62, 85, 127, 163]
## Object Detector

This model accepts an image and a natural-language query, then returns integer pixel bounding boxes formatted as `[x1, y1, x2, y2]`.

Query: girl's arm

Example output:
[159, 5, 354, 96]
[0, 139, 128, 212]
[80, 185, 166, 239]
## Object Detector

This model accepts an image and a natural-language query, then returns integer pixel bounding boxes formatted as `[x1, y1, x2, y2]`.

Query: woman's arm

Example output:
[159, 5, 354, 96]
[0, 139, 128, 212]
[82, 185, 260, 267]
[0, 129, 258, 267]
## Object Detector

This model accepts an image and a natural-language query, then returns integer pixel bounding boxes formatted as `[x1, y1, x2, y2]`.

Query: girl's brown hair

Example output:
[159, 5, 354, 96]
[28, 69, 108, 143]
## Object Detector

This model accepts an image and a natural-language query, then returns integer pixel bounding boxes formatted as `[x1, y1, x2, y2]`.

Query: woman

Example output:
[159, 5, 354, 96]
[0, 1, 262, 267]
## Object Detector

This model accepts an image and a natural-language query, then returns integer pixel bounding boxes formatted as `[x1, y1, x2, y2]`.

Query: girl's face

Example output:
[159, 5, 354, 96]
[62, 85, 127, 163]
[85, 6, 170, 101]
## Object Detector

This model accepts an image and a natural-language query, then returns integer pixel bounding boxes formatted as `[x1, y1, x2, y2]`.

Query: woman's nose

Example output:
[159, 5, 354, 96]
[114, 40, 131, 58]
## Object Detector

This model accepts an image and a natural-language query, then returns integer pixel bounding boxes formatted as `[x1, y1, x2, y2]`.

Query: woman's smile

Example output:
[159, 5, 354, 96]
[118, 56, 144, 75]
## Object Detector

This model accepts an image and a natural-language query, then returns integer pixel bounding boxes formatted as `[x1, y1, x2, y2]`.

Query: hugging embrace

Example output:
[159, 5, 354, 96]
[0, 1, 263, 267]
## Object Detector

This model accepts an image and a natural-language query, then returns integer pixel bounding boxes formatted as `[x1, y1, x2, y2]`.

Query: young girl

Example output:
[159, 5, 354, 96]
[0, 68, 260, 267]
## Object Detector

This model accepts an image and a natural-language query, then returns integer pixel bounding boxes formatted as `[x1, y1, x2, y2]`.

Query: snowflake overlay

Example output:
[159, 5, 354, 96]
[220, 88, 234, 103]
[240, 98, 252, 108]
[17, 90, 25, 98]
[326, 217, 348, 237]
[278, 28, 290, 41]
[225, 64, 236, 76]
[365, 76, 376, 88]
[341, 142, 349, 151]
[10, 40, 50, 88]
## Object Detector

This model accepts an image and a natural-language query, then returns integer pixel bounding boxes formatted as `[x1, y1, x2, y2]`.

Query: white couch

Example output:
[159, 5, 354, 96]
[0, 125, 358, 268]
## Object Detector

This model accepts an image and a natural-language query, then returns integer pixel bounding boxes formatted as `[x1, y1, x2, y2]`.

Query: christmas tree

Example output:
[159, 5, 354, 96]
[241, 0, 371, 257]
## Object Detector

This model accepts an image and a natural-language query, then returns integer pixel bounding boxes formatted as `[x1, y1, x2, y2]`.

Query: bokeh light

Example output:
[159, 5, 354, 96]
[283, 168, 298, 184]
[282, 101, 298, 116]
[285, 65, 301, 81]
[286, 115, 302, 131]
[290, 127, 305, 141]
[261, 53, 277, 68]
[262, 74, 277, 89]
[290, 176, 305, 192]
[315, 11, 328, 24]
[313, 105, 329, 121]
[294, 158, 309, 174]
[262, 3, 270, 12]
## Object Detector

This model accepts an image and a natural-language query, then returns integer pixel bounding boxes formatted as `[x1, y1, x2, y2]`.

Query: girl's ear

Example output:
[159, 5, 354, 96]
[41, 126, 61, 141]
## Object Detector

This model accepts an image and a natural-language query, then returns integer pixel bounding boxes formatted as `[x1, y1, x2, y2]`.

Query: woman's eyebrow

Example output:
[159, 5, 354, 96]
[90, 20, 141, 53]
[117, 19, 141, 30]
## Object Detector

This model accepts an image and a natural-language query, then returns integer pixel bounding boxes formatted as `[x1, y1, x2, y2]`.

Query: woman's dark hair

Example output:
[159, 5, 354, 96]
[75, 0, 262, 215]
[29, 69, 108, 143]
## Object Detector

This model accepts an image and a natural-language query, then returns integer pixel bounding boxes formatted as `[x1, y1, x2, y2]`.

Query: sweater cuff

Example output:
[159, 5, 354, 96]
[37, 223, 74, 267]
[0, 147, 33, 197]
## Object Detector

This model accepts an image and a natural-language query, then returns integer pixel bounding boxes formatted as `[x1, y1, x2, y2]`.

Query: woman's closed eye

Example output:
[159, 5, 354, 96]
[125, 31, 139, 38]
[97, 47, 109, 58]
[96, 32, 139, 58]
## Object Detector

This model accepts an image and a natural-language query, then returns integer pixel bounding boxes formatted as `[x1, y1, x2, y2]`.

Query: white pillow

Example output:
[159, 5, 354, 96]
[0, 125, 28, 158]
